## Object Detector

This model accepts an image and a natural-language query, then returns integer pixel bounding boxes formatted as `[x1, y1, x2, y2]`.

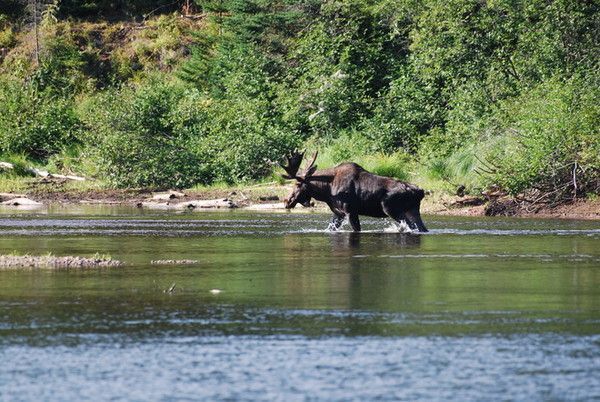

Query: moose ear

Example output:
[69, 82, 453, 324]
[304, 165, 318, 178]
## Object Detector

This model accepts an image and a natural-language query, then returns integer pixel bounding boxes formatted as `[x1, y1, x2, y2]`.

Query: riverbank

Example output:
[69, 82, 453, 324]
[0, 181, 597, 220]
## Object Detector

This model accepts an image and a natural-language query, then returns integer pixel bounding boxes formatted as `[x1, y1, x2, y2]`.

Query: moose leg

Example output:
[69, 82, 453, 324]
[405, 208, 428, 232]
[328, 213, 345, 231]
[348, 213, 361, 232]
[326, 203, 346, 231]
[382, 203, 409, 229]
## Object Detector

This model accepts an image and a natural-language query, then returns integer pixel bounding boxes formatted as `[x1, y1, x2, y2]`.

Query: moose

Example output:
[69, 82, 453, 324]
[281, 150, 428, 232]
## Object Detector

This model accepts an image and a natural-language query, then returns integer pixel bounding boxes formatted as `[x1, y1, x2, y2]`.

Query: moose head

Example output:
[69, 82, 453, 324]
[280, 150, 318, 209]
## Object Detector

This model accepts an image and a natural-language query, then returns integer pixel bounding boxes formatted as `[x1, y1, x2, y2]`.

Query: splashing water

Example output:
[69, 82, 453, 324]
[324, 217, 414, 233]
[326, 216, 349, 232]
[384, 220, 413, 233]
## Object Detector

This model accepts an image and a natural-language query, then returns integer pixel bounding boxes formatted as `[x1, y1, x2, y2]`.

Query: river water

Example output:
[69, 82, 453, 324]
[0, 207, 599, 401]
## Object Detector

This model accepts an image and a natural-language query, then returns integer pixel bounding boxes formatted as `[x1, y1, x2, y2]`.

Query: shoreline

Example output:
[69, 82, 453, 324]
[0, 186, 598, 220]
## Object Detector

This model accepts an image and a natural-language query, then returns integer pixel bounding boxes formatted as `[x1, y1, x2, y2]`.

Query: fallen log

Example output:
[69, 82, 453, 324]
[0, 161, 86, 181]
[177, 198, 236, 209]
[151, 190, 186, 201]
[140, 198, 237, 210]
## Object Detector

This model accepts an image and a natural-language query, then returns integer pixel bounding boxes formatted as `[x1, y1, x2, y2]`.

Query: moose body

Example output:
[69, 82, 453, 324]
[281, 152, 428, 232]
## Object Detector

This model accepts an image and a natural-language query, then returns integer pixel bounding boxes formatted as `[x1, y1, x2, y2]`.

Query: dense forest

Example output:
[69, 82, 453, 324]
[0, 0, 598, 204]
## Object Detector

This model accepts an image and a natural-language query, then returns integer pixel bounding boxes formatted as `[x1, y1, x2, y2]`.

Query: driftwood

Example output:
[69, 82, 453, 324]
[180, 199, 236, 209]
[151, 190, 186, 201]
[140, 198, 237, 210]
[0, 161, 86, 181]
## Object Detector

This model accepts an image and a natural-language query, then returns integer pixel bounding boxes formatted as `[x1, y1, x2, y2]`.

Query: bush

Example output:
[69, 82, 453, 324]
[190, 96, 300, 183]
[79, 79, 209, 188]
[361, 65, 444, 151]
[0, 79, 81, 161]
[482, 75, 599, 200]
[79, 74, 297, 188]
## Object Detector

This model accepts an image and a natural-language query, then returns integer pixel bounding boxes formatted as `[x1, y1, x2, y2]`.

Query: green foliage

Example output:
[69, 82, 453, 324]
[0, 153, 37, 178]
[279, 0, 394, 138]
[0, 24, 16, 49]
[187, 44, 299, 182]
[0, 0, 597, 197]
[362, 64, 444, 151]
[79, 79, 208, 188]
[0, 79, 80, 161]
[481, 75, 599, 199]
[57, 0, 181, 19]
[31, 35, 87, 95]
[317, 136, 411, 181]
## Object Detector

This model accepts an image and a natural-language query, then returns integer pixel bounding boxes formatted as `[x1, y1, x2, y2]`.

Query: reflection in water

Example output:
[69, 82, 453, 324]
[0, 209, 599, 401]
[329, 231, 422, 252]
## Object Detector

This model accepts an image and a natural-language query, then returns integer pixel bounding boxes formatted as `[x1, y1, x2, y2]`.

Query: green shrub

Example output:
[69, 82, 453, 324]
[361, 65, 444, 151]
[79, 78, 209, 188]
[0, 79, 81, 161]
[482, 75, 599, 199]
[0, 25, 16, 49]
[0, 153, 37, 178]
[190, 97, 300, 183]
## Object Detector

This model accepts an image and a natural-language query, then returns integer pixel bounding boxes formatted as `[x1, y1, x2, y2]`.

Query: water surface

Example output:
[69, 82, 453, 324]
[1, 207, 599, 400]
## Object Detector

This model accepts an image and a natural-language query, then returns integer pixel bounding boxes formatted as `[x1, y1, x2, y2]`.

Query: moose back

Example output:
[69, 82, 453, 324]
[281, 151, 428, 232]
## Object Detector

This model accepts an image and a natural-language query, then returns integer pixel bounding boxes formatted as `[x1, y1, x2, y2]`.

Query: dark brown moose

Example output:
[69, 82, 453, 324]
[281, 150, 428, 232]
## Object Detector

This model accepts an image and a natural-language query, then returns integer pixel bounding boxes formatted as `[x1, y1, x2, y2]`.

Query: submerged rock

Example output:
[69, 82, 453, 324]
[0, 255, 123, 269]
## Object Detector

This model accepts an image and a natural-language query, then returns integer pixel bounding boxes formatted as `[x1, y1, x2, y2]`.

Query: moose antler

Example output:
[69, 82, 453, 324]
[302, 151, 318, 178]
[280, 150, 305, 180]
[280, 150, 319, 181]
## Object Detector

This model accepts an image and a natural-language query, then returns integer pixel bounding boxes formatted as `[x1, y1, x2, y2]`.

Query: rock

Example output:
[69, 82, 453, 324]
[1, 197, 42, 206]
